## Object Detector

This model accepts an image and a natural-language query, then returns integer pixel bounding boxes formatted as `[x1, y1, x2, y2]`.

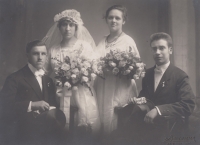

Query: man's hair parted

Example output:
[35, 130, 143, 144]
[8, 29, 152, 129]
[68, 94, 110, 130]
[150, 32, 173, 47]
[26, 40, 46, 53]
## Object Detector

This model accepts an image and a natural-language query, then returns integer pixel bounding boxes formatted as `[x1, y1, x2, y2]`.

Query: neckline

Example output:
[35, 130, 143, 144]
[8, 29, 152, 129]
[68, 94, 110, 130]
[106, 32, 123, 44]
[105, 32, 124, 48]
[60, 39, 79, 50]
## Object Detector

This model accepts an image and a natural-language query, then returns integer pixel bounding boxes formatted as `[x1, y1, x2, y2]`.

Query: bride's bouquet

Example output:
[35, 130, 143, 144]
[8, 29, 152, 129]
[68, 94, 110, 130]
[100, 47, 146, 79]
[52, 53, 103, 92]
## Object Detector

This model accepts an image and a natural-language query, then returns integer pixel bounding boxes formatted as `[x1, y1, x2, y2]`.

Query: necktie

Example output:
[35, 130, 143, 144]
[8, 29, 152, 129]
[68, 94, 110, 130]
[34, 69, 45, 77]
[154, 67, 162, 91]
[34, 69, 45, 90]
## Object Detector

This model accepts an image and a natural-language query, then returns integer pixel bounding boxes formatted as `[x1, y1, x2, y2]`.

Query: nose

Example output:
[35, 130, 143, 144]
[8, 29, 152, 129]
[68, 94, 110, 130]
[66, 25, 70, 30]
[155, 48, 161, 54]
[112, 18, 116, 22]
[38, 53, 42, 60]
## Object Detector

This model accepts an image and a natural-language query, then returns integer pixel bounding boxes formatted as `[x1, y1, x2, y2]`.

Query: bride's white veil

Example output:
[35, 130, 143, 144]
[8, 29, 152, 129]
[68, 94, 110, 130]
[42, 9, 96, 49]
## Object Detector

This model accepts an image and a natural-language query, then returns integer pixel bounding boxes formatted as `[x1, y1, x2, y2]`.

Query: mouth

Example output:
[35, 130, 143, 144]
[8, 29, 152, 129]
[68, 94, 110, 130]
[65, 33, 71, 36]
[111, 24, 116, 27]
[155, 57, 162, 60]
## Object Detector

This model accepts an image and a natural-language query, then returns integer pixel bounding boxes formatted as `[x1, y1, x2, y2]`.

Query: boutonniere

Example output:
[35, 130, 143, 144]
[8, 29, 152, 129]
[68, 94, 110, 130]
[47, 82, 50, 87]
[161, 79, 170, 88]
[162, 81, 165, 87]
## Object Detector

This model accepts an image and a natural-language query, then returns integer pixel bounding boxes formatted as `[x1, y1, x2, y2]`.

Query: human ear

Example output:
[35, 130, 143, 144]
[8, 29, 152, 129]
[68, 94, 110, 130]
[123, 21, 125, 25]
[169, 47, 173, 54]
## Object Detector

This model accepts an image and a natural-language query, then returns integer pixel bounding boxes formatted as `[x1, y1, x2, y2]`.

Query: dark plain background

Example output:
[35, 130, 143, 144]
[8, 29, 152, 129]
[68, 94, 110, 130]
[0, 0, 200, 143]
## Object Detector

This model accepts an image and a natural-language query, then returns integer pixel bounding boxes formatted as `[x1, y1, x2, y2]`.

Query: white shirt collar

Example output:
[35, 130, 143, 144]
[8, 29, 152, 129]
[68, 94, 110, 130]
[28, 63, 39, 74]
[28, 63, 44, 76]
[155, 61, 170, 74]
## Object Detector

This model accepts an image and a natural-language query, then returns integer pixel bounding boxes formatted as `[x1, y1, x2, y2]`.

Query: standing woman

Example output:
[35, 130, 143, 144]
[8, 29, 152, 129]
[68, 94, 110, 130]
[95, 5, 140, 135]
[43, 9, 100, 135]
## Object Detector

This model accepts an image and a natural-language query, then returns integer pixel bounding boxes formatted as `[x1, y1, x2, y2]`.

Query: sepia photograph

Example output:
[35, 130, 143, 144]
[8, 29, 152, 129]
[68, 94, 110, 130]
[0, 0, 200, 144]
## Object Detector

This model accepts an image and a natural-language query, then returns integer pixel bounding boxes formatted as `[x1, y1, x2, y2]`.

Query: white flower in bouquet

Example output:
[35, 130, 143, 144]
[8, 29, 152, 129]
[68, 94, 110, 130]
[136, 62, 144, 68]
[83, 70, 89, 76]
[71, 74, 77, 79]
[114, 53, 123, 60]
[118, 60, 127, 68]
[83, 61, 91, 69]
[133, 74, 140, 80]
[71, 62, 76, 69]
[64, 82, 71, 89]
[108, 61, 117, 67]
[81, 76, 89, 83]
[136, 67, 143, 74]
[128, 66, 134, 70]
[92, 64, 98, 72]
[121, 53, 129, 59]
[61, 63, 70, 71]
[56, 79, 62, 87]
[72, 68, 80, 75]
[123, 69, 131, 75]
[112, 67, 119, 75]
[54, 66, 59, 72]
[91, 73, 97, 79]
[81, 67, 87, 73]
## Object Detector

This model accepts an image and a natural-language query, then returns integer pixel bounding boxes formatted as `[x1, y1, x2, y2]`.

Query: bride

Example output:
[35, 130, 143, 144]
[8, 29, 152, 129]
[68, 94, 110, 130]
[95, 5, 140, 135]
[43, 9, 100, 135]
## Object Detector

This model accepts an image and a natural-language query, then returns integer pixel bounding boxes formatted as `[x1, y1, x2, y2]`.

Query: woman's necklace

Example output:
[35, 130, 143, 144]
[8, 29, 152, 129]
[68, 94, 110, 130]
[106, 32, 123, 48]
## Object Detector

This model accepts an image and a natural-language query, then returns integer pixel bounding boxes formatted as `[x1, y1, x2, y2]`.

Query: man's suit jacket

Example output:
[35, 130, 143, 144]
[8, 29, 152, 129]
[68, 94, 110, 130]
[0, 65, 57, 122]
[139, 63, 195, 118]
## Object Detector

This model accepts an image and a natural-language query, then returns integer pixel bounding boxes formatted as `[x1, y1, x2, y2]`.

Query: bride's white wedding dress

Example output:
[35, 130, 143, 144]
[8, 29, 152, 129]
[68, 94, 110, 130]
[48, 39, 100, 134]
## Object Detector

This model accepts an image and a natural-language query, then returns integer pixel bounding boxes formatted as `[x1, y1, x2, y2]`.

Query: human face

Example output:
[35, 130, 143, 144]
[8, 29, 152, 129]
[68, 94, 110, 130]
[150, 39, 172, 66]
[27, 45, 47, 70]
[106, 9, 125, 33]
[59, 20, 76, 40]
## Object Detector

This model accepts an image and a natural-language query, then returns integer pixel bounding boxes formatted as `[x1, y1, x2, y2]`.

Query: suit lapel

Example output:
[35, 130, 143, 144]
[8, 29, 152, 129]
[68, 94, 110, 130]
[146, 67, 155, 97]
[42, 75, 49, 102]
[154, 64, 173, 96]
[23, 65, 43, 100]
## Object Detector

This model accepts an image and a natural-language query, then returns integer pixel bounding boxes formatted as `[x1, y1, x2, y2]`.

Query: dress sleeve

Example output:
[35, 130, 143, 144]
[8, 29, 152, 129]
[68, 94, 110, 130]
[127, 36, 140, 58]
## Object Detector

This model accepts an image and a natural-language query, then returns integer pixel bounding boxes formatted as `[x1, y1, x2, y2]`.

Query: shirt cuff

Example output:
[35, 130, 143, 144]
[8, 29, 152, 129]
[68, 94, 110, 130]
[27, 101, 32, 112]
[155, 106, 162, 115]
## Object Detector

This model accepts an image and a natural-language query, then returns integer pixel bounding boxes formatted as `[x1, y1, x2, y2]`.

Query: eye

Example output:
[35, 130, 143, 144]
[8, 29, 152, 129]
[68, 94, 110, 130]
[69, 23, 75, 27]
[61, 23, 67, 27]
[115, 16, 121, 20]
[32, 52, 39, 55]
[159, 46, 165, 50]
[107, 16, 113, 20]
[42, 52, 47, 56]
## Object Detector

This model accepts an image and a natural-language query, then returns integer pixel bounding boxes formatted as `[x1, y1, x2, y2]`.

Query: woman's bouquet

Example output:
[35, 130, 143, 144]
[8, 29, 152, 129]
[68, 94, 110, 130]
[100, 47, 146, 79]
[52, 53, 103, 92]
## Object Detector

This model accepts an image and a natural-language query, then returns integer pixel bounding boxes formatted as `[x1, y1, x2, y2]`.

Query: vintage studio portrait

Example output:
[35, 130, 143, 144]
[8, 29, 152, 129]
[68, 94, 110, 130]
[0, 0, 200, 145]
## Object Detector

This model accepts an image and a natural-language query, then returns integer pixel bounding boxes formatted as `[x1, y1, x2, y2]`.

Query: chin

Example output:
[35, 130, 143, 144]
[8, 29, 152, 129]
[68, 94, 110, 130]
[35, 65, 43, 70]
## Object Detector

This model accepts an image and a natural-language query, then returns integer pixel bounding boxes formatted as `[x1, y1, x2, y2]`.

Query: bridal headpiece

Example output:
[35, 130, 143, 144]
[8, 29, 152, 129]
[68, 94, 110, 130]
[54, 9, 83, 25]
[43, 9, 96, 49]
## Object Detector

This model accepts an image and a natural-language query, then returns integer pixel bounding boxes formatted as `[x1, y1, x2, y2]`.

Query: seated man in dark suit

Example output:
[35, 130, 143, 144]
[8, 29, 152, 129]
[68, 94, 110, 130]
[0, 40, 66, 145]
[108, 33, 195, 145]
